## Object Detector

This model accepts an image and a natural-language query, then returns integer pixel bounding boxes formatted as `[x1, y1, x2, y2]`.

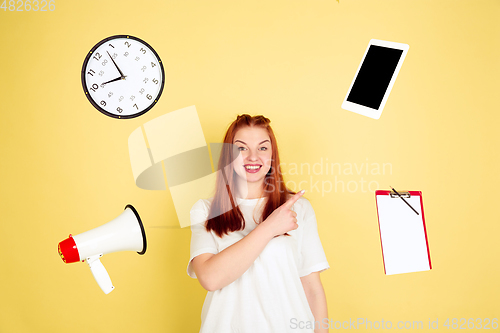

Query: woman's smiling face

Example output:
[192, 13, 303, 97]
[232, 126, 273, 186]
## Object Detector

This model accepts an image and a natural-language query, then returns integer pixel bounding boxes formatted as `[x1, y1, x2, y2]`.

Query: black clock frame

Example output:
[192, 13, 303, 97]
[81, 35, 165, 119]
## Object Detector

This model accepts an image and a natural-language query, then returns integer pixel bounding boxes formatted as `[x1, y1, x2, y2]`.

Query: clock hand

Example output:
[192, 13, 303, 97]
[101, 76, 126, 86]
[107, 51, 126, 78]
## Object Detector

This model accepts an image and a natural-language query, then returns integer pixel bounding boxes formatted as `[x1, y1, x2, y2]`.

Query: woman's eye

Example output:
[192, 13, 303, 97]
[238, 147, 246, 151]
[259, 147, 268, 151]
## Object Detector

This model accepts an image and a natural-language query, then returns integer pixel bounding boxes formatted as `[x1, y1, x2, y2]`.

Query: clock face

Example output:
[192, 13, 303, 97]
[81, 35, 165, 119]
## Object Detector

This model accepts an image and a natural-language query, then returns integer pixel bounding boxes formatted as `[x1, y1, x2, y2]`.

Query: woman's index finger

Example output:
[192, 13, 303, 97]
[283, 190, 305, 208]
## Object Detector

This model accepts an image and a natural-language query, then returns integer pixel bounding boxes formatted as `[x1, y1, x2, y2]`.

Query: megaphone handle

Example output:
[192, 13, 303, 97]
[86, 254, 115, 294]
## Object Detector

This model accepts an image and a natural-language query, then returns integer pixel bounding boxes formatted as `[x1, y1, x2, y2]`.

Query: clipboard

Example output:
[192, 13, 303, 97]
[375, 190, 432, 275]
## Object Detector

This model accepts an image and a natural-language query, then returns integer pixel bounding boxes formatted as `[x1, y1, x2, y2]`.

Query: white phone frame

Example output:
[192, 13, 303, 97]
[341, 39, 409, 120]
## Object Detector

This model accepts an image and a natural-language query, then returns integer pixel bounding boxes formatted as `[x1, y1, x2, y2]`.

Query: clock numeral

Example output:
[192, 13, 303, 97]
[92, 52, 102, 61]
[143, 78, 149, 84]
[139, 88, 145, 95]
[117, 107, 123, 113]
[89, 83, 99, 92]
[133, 104, 139, 110]
[102, 59, 108, 66]
[141, 66, 146, 72]
[152, 78, 159, 84]
[108, 92, 113, 98]
[151, 62, 156, 68]
[109, 43, 115, 48]
[98, 70, 104, 76]
[135, 57, 140, 61]
[146, 94, 153, 100]
[130, 95, 135, 101]
[125, 41, 131, 48]
[100, 100, 106, 107]
[111, 53, 117, 59]
[87, 69, 95, 76]
[119, 96, 124, 102]
[140, 48, 146, 54]
[124, 52, 129, 57]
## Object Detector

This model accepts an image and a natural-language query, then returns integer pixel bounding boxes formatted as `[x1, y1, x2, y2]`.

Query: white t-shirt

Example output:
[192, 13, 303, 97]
[187, 196, 330, 333]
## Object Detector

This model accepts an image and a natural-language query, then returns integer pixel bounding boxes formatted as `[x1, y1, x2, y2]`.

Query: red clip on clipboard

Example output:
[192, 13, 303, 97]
[375, 190, 432, 275]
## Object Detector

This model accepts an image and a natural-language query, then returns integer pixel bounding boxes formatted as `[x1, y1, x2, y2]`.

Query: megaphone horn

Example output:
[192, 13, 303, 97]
[58, 204, 147, 294]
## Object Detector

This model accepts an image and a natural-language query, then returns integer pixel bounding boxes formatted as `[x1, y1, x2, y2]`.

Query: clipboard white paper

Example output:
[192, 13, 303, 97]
[375, 190, 432, 275]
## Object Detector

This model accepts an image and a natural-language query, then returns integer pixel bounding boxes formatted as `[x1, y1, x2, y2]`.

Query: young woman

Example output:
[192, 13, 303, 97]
[187, 114, 330, 333]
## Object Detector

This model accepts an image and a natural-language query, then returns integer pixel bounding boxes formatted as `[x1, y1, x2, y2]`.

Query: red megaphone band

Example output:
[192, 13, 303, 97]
[58, 235, 81, 263]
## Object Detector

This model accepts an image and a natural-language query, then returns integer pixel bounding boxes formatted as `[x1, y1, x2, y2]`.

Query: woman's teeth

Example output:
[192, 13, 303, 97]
[245, 165, 261, 170]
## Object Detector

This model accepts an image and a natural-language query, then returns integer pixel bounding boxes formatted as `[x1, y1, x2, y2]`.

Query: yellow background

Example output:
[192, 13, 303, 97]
[1, 0, 499, 332]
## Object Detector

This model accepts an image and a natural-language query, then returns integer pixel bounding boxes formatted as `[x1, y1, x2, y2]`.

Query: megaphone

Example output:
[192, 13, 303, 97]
[58, 204, 147, 294]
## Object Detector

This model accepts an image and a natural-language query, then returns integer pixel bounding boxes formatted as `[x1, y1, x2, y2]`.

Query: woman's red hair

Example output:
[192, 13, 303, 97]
[206, 114, 295, 238]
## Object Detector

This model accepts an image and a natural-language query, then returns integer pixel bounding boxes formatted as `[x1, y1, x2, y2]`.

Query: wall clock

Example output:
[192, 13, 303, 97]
[81, 35, 165, 119]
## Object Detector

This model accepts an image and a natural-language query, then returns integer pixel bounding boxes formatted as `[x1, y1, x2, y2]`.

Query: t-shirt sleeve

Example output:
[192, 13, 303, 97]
[186, 199, 219, 279]
[298, 199, 330, 277]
